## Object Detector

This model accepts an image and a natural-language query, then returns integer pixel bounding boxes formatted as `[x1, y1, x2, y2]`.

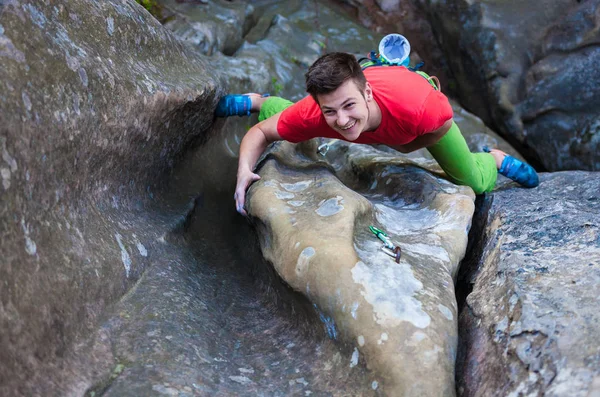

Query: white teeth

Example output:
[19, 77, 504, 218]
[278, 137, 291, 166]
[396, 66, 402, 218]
[341, 120, 356, 130]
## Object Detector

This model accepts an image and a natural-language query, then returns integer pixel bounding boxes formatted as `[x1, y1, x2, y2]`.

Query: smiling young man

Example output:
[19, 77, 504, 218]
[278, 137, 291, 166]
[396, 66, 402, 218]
[216, 52, 539, 216]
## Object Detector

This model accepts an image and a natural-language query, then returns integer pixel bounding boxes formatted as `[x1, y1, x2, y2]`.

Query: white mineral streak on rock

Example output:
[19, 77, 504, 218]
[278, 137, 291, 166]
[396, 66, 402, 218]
[434, 199, 473, 234]
[438, 304, 453, 320]
[405, 243, 450, 264]
[422, 345, 442, 364]
[372, 381, 379, 390]
[509, 293, 519, 311]
[357, 335, 365, 346]
[1, 137, 18, 172]
[136, 242, 148, 257]
[21, 219, 37, 256]
[1, 168, 10, 190]
[407, 331, 427, 346]
[351, 260, 430, 328]
[274, 190, 295, 200]
[295, 377, 309, 386]
[107, 17, 115, 36]
[351, 302, 359, 319]
[281, 180, 312, 192]
[238, 367, 254, 374]
[152, 385, 179, 395]
[350, 347, 359, 367]
[115, 233, 132, 277]
[288, 200, 305, 207]
[375, 204, 439, 235]
[21, 91, 32, 111]
[545, 367, 595, 396]
[316, 196, 344, 217]
[229, 376, 253, 385]
[377, 333, 389, 345]
[296, 247, 315, 277]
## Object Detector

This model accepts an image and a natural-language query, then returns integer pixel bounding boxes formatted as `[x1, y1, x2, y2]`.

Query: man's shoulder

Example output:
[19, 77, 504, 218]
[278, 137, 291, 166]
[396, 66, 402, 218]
[281, 95, 322, 125]
[277, 95, 327, 143]
[365, 66, 427, 87]
[367, 66, 437, 107]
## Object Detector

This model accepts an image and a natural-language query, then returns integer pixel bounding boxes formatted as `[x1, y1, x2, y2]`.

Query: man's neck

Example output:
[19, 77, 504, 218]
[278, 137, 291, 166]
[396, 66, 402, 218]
[366, 97, 382, 132]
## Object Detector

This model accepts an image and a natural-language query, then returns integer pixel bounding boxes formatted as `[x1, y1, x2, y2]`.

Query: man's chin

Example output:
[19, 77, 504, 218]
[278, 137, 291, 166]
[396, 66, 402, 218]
[338, 127, 361, 141]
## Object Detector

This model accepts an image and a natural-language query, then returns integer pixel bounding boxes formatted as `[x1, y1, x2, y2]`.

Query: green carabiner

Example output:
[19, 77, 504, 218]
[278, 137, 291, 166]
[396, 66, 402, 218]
[369, 226, 387, 238]
[369, 226, 393, 249]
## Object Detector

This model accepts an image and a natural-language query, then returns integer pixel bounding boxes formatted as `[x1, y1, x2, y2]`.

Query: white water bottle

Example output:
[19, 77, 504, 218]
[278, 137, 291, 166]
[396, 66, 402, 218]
[378, 33, 411, 67]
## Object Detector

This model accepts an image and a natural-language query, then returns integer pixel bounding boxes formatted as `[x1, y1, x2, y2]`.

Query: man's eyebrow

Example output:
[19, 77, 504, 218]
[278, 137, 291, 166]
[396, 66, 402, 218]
[321, 98, 355, 110]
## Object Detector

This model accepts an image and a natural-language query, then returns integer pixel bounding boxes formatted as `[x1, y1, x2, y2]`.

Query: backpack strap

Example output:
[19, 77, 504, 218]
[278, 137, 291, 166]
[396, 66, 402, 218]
[415, 71, 441, 91]
[359, 53, 441, 92]
[359, 51, 387, 70]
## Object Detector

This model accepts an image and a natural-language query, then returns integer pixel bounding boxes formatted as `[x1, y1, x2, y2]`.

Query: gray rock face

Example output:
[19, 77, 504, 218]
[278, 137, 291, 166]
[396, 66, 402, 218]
[0, 0, 218, 394]
[457, 172, 600, 396]
[160, 0, 255, 56]
[418, 0, 600, 171]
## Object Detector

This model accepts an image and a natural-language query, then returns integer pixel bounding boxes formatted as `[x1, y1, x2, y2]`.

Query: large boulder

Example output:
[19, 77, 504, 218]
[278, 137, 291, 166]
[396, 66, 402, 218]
[0, 0, 219, 394]
[247, 139, 477, 395]
[457, 172, 600, 396]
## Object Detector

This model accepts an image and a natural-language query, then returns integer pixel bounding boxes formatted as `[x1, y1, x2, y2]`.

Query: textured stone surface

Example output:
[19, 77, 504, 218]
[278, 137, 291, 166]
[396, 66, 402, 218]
[418, 0, 600, 171]
[0, 0, 219, 394]
[457, 172, 600, 396]
[160, 0, 255, 56]
[247, 139, 476, 396]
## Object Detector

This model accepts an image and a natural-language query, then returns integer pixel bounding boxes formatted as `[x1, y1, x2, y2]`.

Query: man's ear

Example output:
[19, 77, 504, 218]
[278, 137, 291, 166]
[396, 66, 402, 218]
[365, 82, 373, 101]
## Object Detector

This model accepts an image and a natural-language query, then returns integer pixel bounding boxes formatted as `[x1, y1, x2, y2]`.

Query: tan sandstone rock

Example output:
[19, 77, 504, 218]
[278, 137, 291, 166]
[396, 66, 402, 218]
[248, 139, 476, 395]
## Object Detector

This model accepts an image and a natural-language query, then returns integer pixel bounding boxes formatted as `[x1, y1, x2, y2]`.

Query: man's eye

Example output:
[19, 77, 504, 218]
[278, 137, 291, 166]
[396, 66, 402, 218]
[324, 110, 335, 115]
[345, 103, 355, 108]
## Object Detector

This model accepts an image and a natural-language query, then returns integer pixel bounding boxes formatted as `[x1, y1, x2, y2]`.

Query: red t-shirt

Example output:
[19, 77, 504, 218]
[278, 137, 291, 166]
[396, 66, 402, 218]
[277, 66, 453, 145]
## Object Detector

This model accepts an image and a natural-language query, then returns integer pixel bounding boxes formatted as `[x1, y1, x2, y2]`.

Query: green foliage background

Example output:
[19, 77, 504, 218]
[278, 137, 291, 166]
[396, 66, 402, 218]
[134, 0, 164, 20]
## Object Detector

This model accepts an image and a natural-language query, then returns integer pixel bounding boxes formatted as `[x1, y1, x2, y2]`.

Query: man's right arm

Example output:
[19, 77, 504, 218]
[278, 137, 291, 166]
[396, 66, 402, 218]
[235, 112, 284, 216]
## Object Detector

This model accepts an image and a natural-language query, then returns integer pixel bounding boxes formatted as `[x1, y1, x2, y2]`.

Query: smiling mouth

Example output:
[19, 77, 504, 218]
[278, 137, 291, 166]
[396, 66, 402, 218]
[340, 120, 356, 130]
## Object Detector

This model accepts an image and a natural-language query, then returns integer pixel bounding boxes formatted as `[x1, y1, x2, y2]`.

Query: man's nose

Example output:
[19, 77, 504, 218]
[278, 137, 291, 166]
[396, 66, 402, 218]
[336, 111, 349, 126]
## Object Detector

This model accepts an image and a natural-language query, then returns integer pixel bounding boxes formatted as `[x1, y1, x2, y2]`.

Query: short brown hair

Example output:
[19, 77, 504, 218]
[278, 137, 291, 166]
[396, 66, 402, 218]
[305, 52, 367, 101]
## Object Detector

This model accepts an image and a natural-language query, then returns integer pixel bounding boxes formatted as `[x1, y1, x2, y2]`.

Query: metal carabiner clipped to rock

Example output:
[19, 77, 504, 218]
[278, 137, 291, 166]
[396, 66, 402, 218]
[317, 139, 338, 157]
[317, 143, 330, 156]
[381, 245, 402, 263]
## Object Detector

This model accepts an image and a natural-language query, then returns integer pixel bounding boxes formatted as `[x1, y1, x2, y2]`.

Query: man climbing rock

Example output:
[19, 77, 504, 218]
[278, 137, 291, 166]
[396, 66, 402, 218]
[215, 52, 539, 215]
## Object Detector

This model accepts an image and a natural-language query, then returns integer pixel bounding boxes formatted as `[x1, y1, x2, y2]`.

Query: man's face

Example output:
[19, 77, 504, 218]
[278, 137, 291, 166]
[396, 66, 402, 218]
[317, 79, 372, 141]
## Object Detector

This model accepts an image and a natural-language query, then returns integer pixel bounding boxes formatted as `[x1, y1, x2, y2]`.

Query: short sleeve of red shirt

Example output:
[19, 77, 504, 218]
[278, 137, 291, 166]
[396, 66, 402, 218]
[277, 96, 330, 143]
[416, 89, 453, 136]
